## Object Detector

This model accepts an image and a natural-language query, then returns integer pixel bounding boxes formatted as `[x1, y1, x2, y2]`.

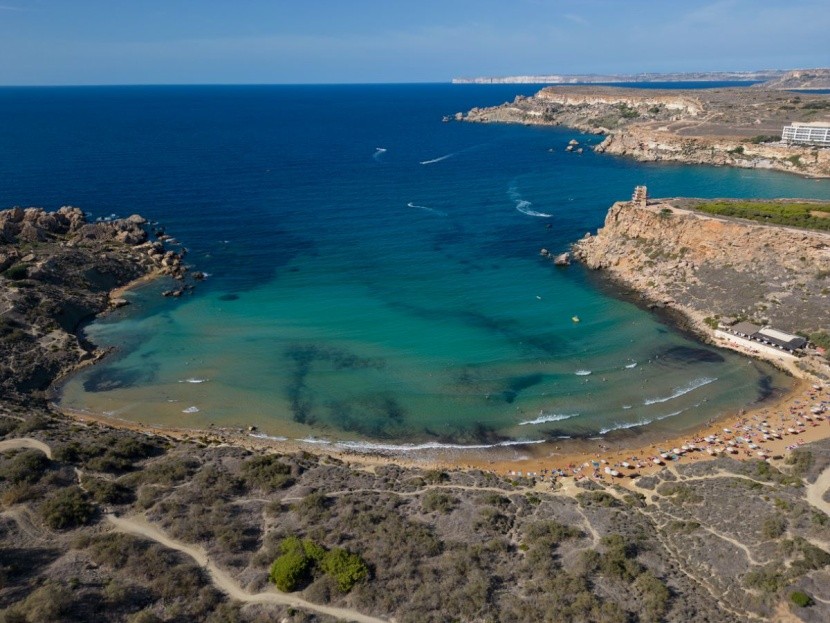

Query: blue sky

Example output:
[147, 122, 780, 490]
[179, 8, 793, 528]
[0, 0, 828, 85]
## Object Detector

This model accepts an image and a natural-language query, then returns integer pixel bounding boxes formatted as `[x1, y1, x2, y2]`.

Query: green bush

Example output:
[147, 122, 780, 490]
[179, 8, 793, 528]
[762, 514, 787, 539]
[786, 450, 814, 478]
[421, 490, 458, 513]
[3, 263, 29, 281]
[749, 134, 779, 144]
[241, 454, 294, 490]
[40, 486, 95, 529]
[695, 200, 830, 231]
[321, 547, 370, 592]
[268, 536, 321, 592]
[790, 590, 813, 607]
[268, 536, 368, 593]
[1, 581, 72, 622]
[83, 476, 134, 505]
[0, 449, 49, 485]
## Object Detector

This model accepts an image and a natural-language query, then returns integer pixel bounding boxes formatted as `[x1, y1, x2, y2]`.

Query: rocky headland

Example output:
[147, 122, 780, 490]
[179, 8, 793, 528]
[571, 196, 830, 378]
[755, 68, 830, 91]
[461, 85, 830, 178]
[0, 206, 190, 405]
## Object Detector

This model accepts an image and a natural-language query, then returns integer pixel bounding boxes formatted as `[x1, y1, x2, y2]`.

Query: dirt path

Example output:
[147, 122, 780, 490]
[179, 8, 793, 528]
[805, 464, 830, 517]
[0, 437, 52, 459]
[106, 514, 389, 623]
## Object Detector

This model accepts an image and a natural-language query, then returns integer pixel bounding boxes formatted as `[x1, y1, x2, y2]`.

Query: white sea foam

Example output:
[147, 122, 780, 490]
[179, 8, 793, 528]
[575, 369, 592, 376]
[249, 432, 288, 442]
[407, 201, 447, 216]
[625, 362, 638, 369]
[420, 152, 455, 165]
[508, 182, 552, 218]
[622, 405, 632, 410]
[182, 406, 200, 414]
[644, 377, 716, 405]
[296, 437, 546, 453]
[515, 200, 553, 218]
[179, 378, 208, 384]
[519, 412, 578, 426]
[598, 410, 684, 435]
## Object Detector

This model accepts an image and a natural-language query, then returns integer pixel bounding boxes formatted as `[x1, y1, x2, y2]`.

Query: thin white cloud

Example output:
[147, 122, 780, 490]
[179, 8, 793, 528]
[564, 14, 588, 26]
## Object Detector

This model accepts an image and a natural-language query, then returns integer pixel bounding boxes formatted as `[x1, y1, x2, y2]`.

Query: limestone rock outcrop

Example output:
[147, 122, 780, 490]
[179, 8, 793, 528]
[572, 200, 830, 335]
[0, 206, 191, 404]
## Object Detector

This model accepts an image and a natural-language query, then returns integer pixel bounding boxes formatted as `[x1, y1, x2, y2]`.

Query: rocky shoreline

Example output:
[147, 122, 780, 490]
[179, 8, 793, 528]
[570, 197, 830, 380]
[0, 206, 193, 405]
[460, 85, 830, 178]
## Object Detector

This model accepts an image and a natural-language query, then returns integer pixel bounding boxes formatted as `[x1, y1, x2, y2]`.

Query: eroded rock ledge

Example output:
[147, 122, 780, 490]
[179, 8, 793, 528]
[461, 86, 830, 178]
[571, 197, 830, 376]
[0, 206, 190, 403]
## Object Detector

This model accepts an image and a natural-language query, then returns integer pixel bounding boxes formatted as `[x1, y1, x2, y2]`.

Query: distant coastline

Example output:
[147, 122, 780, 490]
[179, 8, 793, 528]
[452, 67, 830, 89]
[452, 69, 783, 85]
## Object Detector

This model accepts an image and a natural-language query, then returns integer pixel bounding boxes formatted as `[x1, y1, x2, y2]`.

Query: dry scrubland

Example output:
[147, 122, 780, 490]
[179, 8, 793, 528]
[1, 406, 829, 622]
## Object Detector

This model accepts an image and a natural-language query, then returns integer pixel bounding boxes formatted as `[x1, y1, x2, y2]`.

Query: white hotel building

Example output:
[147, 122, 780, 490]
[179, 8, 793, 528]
[781, 122, 830, 146]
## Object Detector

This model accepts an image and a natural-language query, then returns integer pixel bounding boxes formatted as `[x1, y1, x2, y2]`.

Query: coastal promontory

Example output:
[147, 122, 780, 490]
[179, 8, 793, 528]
[0, 206, 187, 404]
[461, 85, 830, 178]
[571, 193, 830, 378]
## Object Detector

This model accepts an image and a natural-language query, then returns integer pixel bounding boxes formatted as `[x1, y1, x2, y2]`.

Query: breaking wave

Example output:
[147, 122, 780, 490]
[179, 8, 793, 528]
[644, 377, 716, 405]
[296, 437, 546, 453]
[182, 406, 200, 414]
[519, 412, 578, 426]
[249, 432, 288, 442]
[179, 378, 208, 384]
[575, 369, 592, 376]
[598, 410, 684, 435]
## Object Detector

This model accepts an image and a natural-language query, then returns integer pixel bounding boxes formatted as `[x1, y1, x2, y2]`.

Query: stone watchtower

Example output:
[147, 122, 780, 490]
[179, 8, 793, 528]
[632, 185, 648, 208]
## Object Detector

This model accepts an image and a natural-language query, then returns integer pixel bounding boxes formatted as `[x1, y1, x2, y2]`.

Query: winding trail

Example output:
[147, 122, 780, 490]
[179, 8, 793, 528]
[805, 464, 830, 517]
[106, 514, 388, 623]
[0, 437, 53, 459]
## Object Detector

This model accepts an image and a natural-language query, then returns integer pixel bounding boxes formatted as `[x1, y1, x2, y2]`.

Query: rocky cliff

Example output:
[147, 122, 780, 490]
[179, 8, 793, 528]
[572, 199, 830, 340]
[0, 206, 189, 403]
[462, 86, 830, 178]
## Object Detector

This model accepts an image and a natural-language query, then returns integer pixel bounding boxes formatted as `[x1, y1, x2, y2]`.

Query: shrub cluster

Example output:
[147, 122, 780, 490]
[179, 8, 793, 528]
[40, 486, 96, 529]
[241, 454, 295, 490]
[269, 535, 368, 593]
[695, 200, 830, 231]
[54, 434, 159, 473]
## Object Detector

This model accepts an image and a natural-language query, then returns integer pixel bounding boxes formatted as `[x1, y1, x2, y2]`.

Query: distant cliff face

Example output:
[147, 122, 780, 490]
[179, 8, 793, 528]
[594, 129, 830, 177]
[534, 88, 704, 115]
[572, 201, 830, 335]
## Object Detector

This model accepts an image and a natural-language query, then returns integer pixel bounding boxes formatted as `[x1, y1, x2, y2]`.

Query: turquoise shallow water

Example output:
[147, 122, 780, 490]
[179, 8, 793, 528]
[2, 84, 830, 449]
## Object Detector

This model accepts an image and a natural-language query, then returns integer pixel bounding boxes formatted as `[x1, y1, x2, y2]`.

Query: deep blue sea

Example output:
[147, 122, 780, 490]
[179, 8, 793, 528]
[3, 83, 830, 452]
